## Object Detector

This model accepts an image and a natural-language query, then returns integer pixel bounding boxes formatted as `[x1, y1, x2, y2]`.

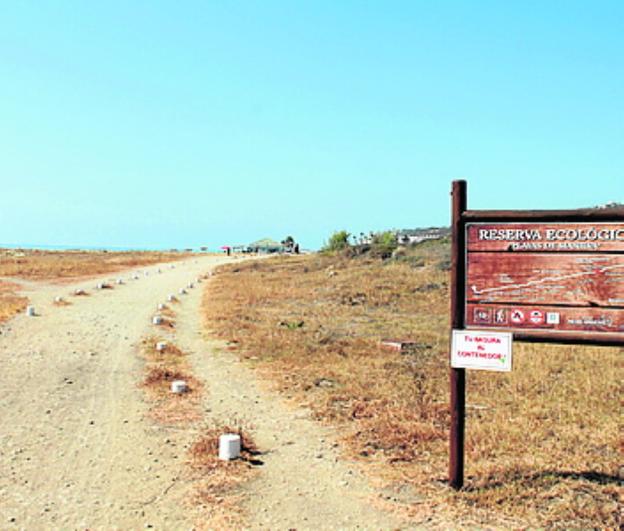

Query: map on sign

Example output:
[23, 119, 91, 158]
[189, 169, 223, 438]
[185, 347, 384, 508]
[465, 222, 624, 337]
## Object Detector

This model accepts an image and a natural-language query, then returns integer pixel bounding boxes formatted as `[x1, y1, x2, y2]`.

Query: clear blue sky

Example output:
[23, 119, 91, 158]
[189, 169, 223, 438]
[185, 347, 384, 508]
[1, 1, 622, 250]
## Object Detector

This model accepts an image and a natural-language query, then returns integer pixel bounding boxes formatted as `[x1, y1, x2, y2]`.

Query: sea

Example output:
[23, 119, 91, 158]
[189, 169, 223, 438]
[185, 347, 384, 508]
[0, 243, 218, 253]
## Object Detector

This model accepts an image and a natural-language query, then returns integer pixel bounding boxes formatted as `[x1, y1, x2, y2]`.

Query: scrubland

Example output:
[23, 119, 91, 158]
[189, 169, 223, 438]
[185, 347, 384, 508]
[0, 248, 191, 323]
[203, 241, 622, 528]
[0, 281, 28, 322]
[0, 248, 190, 280]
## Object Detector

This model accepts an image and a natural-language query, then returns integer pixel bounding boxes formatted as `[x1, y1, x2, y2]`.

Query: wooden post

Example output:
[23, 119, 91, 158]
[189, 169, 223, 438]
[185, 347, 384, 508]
[449, 180, 467, 489]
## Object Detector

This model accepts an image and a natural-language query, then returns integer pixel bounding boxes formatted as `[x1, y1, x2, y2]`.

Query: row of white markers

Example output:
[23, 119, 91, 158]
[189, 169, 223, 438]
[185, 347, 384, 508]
[150, 269, 242, 461]
[153, 274, 204, 394]
[25, 263, 180, 316]
[25, 262, 241, 460]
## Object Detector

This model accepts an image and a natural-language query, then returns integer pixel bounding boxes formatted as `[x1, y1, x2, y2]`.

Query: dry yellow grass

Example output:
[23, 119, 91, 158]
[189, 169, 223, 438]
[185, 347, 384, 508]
[138, 336, 259, 527]
[0, 248, 191, 281]
[0, 281, 28, 323]
[188, 422, 260, 529]
[138, 336, 202, 425]
[202, 245, 623, 528]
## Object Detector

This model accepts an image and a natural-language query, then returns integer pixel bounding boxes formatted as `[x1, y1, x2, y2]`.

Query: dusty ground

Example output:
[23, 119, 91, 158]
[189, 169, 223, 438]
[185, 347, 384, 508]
[202, 252, 623, 529]
[0, 255, 408, 529]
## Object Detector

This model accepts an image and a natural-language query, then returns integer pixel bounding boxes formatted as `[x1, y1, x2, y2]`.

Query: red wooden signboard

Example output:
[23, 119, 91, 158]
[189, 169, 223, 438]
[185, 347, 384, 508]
[447, 180, 624, 491]
[465, 222, 624, 342]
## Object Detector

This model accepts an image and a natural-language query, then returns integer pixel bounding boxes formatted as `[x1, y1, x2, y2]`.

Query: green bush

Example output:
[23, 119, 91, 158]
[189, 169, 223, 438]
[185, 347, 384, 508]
[323, 230, 351, 252]
[370, 231, 397, 259]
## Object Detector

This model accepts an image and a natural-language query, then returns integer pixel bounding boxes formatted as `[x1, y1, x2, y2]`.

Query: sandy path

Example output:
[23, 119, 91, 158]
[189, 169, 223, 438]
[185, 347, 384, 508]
[176, 279, 406, 530]
[0, 256, 232, 529]
[0, 255, 406, 530]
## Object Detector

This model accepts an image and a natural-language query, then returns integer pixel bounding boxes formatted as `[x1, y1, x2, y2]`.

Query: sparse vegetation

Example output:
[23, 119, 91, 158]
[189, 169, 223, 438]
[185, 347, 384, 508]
[369, 230, 398, 259]
[139, 336, 202, 424]
[0, 248, 191, 280]
[0, 281, 28, 322]
[203, 243, 622, 528]
[188, 422, 260, 529]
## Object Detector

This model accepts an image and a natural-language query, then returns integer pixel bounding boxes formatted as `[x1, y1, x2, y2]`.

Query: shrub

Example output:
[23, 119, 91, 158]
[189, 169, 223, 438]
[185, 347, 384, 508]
[323, 230, 351, 252]
[369, 231, 398, 259]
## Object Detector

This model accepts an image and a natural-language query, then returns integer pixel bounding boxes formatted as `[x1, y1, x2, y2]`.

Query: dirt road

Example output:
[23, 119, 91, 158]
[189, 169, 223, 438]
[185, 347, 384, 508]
[0, 255, 406, 530]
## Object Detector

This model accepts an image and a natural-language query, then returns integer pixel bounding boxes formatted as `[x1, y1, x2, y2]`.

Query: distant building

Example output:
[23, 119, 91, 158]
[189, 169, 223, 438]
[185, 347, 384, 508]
[247, 238, 285, 254]
[396, 227, 450, 246]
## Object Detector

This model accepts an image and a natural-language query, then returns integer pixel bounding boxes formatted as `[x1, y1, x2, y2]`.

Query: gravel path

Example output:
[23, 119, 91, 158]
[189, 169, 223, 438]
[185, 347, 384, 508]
[0, 255, 406, 530]
[0, 256, 230, 529]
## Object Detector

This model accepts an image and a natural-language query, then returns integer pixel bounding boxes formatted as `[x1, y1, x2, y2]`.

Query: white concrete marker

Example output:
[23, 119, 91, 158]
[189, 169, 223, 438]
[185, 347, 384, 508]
[219, 434, 241, 461]
[179, 288, 187, 295]
[171, 380, 187, 394]
[167, 294, 176, 302]
[75, 289, 86, 295]
[195, 277, 201, 283]
[152, 315, 163, 325]
[158, 303, 165, 310]
[54, 296, 63, 303]
[96, 283, 104, 290]
[116, 278, 124, 285]
[26, 306, 36, 317]
[156, 341, 167, 352]
[187, 283, 194, 289]
[133, 273, 140, 280]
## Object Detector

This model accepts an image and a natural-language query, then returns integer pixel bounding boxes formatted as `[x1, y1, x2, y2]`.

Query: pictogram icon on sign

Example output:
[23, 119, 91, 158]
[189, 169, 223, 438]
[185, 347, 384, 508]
[530, 310, 545, 324]
[473, 307, 492, 324]
[494, 308, 508, 324]
[510, 309, 525, 324]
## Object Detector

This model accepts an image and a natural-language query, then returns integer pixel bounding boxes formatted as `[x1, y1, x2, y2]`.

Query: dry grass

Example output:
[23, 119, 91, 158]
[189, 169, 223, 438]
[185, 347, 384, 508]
[188, 422, 260, 529]
[0, 281, 28, 323]
[138, 336, 202, 424]
[203, 245, 623, 529]
[0, 248, 191, 281]
[140, 336, 185, 361]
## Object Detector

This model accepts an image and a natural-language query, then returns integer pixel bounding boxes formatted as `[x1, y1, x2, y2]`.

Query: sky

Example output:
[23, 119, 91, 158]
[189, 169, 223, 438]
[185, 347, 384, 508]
[1, 1, 622, 250]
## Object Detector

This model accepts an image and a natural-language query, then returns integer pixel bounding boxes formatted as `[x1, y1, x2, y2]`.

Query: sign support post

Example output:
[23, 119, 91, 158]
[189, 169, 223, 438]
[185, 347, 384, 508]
[449, 179, 467, 490]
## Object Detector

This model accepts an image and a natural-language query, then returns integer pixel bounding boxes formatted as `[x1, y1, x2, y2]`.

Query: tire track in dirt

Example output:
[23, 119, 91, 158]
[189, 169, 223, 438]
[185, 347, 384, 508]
[0, 256, 231, 529]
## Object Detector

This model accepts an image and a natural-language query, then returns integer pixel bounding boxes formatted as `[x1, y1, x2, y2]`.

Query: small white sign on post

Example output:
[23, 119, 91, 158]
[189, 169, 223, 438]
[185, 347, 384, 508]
[451, 330, 513, 372]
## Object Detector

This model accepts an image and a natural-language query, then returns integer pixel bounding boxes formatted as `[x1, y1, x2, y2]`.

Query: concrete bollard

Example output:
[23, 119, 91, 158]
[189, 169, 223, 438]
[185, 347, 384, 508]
[171, 380, 187, 394]
[26, 306, 36, 317]
[152, 315, 163, 325]
[96, 283, 104, 290]
[116, 278, 124, 285]
[187, 282, 194, 289]
[133, 273, 140, 280]
[167, 294, 176, 302]
[54, 296, 63, 303]
[75, 289, 86, 295]
[179, 288, 187, 295]
[158, 303, 165, 310]
[195, 277, 201, 283]
[156, 341, 167, 352]
[219, 434, 241, 461]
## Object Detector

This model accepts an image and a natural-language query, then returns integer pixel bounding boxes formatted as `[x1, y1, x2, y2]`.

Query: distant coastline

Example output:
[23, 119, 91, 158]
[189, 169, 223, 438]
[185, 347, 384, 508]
[0, 243, 218, 253]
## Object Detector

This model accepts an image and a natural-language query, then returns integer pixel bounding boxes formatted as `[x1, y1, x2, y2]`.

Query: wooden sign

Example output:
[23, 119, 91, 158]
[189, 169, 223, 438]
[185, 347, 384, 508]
[465, 222, 624, 342]
[447, 180, 624, 492]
